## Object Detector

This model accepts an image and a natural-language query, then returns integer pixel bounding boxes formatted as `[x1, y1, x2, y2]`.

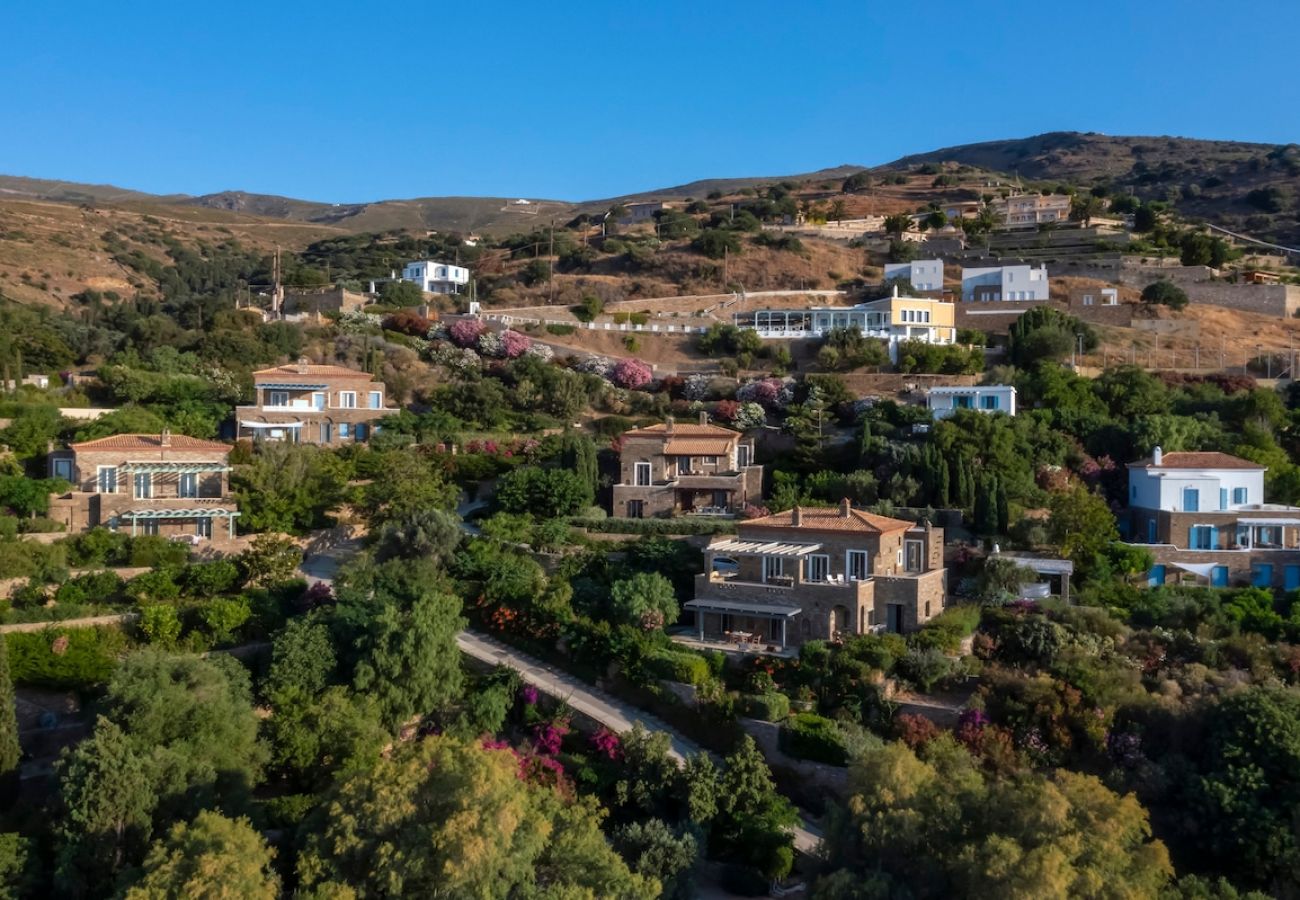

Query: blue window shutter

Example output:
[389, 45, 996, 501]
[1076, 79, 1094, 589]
[1220, 488, 1228, 510]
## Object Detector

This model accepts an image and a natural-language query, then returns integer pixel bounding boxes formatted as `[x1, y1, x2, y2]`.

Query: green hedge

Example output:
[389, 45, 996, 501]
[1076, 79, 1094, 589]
[569, 517, 738, 536]
[7, 625, 129, 688]
[546, 324, 576, 336]
[742, 691, 790, 722]
[908, 603, 981, 653]
[779, 712, 848, 766]
[647, 649, 711, 686]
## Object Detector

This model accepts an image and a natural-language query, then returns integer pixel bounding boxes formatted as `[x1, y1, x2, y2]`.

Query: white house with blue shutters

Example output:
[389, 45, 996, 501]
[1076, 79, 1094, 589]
[1125, 447, 1300, 590]
[926, 385, 1016, 419]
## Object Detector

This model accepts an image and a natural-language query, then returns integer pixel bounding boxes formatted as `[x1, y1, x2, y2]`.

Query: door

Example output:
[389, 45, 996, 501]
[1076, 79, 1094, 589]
[312, 392, 326, 411]
[1183, 488, 1199, 512]
[1147, 519, 1157, 543]
[195, 518, 212, 540]
[179, 473, 197, 498]
[1252, 564, 1273, 588]
[134, 473, 152, 499]
[1148, 565, 1165, 587]
[847, 550, 870, 581]
[1285, 566, 1300, 591]
[804, 555, 829, 583]
[905, 540, 924, 572]
[1211, 566, 1229, 587]
[320, 423, 332, 444]
[886, 604, 904, 634]
[627, 500, 644, 519]
[634, 462, 651, 486]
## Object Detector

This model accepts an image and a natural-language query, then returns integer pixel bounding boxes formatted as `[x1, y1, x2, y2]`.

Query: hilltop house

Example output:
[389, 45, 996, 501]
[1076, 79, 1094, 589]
[236, 363, 396, 445]
[1126, 448, 1300, 588]
[926, 385, 1016, 419]
[47, 431, 239, 544]
[883, 259, 945, 293]
[734, 289, 955, 361]
[612, 415, 761, 519]
[1002, 194, 1071, 226]
[401, 260, 470, 294]
[684, 501, 946, 649]
[961, 264, 1050, 302]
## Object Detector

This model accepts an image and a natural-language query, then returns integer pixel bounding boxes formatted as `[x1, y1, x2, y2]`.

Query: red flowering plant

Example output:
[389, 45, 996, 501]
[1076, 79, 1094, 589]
[589, 727, 622, 761]
[448, 318, 487, 348]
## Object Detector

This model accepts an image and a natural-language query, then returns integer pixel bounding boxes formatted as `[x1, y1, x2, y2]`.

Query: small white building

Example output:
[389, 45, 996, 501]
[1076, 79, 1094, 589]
[401, 260, 470, 295]
[927, 385, 1016, 419]
[883, 259, 944, 292]
[961, 264, 1049, 302]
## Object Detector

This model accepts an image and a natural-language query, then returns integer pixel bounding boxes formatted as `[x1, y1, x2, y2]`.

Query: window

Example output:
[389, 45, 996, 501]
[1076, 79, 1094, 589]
[1189, 525, 1217, 550]
[627, 500, 644, 519]
[634, 462, 651, 486]
[97, 466, 118, 494]
[369, 391, 383, 409]
[313, 392, 327, 410]
[320, 423, 333, 443]
[179, 473, 197, 498]
[1182, 488, 1199, 512]
[763, 556, 785, 583]
[677, 456, 693, 475]
[141, 520, 159, 536]
[1220, 488, 1228, 510]
[339, 423, 351, 440]
[1233, 487, 1247, 504]
[1083, 294, 1094, 306]
[338, 391, 357, 409]
[53, 459, 73, 481]
[355, 424, 368, 442]
[738, 445, 752, 467]
[847, 550, 870, 581]
[268, 390, 289, 407]
[804, 555, 829, 583]
[133, 473, 152, 500]
[905, 540, 924, 572]
[954, 395, 973, 409]
[981, 395, 999, 410]
[195, 518, 212, 539]
[705, 456, 718, 466]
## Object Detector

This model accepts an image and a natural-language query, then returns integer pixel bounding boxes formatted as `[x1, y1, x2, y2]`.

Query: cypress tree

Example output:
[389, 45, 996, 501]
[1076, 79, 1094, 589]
[0, 635, 19, 785]
[973, 475, 991, 535]
[936, 448, 951, 508]
[995, 477, 1010, 534]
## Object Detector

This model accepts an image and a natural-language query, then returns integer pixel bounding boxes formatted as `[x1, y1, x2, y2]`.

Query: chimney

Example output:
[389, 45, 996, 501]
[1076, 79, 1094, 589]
[1152, 446, 1163, 466]
[699, 411, 709, 427]
[159, 428, 171, 448]
[892, 283, 899, 299]
[792, 506, 802, 527]
[665, 416, 674, 435]
[840, 497, 852, 518]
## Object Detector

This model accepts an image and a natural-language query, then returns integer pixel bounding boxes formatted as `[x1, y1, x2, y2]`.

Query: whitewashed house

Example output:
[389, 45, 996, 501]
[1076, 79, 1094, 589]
[883, 259, 944, 292]
[926, 385, 1016, 419]
[401, 260, 470, 295]
[961, 264, 1049, 302]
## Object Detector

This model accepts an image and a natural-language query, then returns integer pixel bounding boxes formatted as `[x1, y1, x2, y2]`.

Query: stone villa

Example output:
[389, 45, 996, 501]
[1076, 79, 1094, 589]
[47, 431, 239, 544]
[612, 416, 762, 518]
[236, 363, 396, 445]
[684, 500, 947, 649]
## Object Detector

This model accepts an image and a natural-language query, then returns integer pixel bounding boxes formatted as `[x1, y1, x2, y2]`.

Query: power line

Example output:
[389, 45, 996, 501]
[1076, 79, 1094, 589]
[1203, 222, 1300, 257]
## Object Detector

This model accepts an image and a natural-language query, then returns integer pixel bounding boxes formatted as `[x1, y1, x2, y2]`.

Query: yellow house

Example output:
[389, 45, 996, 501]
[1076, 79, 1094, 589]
[737, 288, 956, 358]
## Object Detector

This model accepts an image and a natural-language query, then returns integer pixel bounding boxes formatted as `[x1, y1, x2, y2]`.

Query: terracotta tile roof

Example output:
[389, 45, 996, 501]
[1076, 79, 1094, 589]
[663, 439, 735, 456]
[623, 422, 740, 440]
[252, 364, 374, 380]
[742, 502, 913, 534]
[1129, 451, 1264, 470]
[70, 433, 231, 454]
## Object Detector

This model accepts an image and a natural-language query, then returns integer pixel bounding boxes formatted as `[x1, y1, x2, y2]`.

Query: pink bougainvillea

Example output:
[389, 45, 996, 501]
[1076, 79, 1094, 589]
[610, 357, 653, 390]
[499, 329, 533, 358]
[589, 727, 622, 760]
[448, 318, 487, 348]
[533, 720, 570, 755]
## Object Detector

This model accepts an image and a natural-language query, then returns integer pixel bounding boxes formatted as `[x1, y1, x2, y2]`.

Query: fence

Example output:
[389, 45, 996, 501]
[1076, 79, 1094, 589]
[483, 314, 711, 334]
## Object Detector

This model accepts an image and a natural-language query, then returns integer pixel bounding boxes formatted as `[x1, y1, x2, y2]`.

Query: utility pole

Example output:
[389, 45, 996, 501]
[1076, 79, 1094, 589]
[548, 218, 555, 305]
[272, 245, 283, 319]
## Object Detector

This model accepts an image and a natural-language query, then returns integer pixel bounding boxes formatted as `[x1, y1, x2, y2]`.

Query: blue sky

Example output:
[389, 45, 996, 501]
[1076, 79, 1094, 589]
[2, 0, 1296, 202]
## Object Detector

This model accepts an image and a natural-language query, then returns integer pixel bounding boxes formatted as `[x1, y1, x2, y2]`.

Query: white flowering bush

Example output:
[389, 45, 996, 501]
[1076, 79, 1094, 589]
[432, 345, 481, 374]
[477, 331, 504, 358]
[338, 309, 384, 333]
[575, 356, 614, 378]
[732, 402, 768, 430]
[525, 342, 554, 361]
[682, 373, 713, 401]
[426, 323, 448, 341]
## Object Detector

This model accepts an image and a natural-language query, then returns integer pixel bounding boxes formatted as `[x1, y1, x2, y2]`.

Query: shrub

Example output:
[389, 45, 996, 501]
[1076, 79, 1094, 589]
[568, 517, 737, 536]
[611, 358, 653, 390]
[448, 319, 487, 348]
[779, 713, 848, 766]
[6, 626, 129, 688]
[139, 603, 182, 647]
[647, 650, 710, 686]
[1141, 280, 1189, 310]
[742, 692, 790, 722]
[180, 560, 241, 598]
[896, 647, 955, 692]
[54, 570, 126, 607]
[546, 324, 576, 336]
[125, 569, 180, 604]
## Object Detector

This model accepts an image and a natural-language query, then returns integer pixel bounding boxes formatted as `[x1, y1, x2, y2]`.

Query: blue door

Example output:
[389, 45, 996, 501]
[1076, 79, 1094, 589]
[1183, 488, 1199, 512]
[1148, 565, 1166, 587]
[1147, 520, 1157, 543]
[1252, 564, 1273, 588]
[1286, 566, 1300, 591]
[1211, 566, 1229, 587]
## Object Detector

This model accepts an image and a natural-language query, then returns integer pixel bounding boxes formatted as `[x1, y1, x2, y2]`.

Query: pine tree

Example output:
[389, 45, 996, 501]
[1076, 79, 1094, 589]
[0, 636, 17, 784]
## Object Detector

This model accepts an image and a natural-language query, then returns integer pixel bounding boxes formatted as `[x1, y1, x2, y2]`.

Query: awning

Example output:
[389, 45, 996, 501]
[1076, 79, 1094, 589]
[1238, 518, 1300, 526]
[256, 382, 328, 390]
[685, 598, 801, 618]
[121, 462, 230, 474]
[1171, 561, 1218, 578]
[120, 508, 241, 519]
[240, 421, 303, 429]
[709, 539, 823, 557]
[998, 554, 1074, 576]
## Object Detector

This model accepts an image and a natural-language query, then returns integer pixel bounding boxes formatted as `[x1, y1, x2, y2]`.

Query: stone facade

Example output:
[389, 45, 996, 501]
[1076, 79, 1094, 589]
[47, 432, 239, 545]
[612, 416, 761, 518]
[236, 363, 397, 446]
[686, 501, 946, 649]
